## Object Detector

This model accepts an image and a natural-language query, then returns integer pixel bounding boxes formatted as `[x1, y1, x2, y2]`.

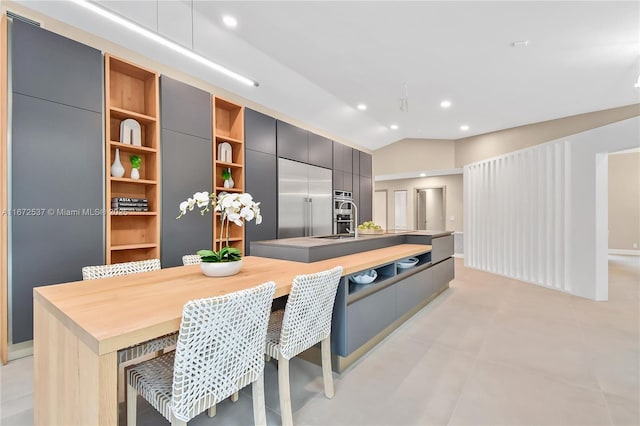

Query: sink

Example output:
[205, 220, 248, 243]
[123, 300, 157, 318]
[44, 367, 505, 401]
[315, 234, 355, 240]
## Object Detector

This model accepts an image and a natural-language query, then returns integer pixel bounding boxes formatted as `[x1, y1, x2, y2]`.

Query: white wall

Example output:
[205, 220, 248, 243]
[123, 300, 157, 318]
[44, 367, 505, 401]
[464, 116, 640, 301]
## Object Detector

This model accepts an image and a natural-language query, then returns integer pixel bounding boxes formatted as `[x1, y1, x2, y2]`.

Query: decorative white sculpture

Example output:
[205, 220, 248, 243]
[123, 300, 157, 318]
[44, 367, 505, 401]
[218, 142, 232, 163]
[120, 119, 142, 146]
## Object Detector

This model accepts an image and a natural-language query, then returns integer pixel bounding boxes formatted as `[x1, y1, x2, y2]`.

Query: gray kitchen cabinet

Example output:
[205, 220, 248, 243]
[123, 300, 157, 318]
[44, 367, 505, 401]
[10, 20, 104, 344]
[431, 235, 454, 264]
[342, 146, 353, 174]
[360, 151, 372, 178]
[360, 176, 373, 222]
[395, 268, 434, 314]
[245, 108, 276, 155]
[352, 149, 360, 176]
[245, 149, 278, 254]
[344, 285, 396, 355]
[277, 120, 308, 163]
[333, 169, 343, 191]
[342, 171, 353, 191]
[160, 77, 212, 267]
[332, 141, 343, 171]
[352, 174, 361, 216]
[308, 132, 333, 169]
[161, 130, 212, 267]
[160, 76, 211, 139]
[332, 141, 353, 172]
[11, 19, 102, 113]
[432, 257, 455, 289]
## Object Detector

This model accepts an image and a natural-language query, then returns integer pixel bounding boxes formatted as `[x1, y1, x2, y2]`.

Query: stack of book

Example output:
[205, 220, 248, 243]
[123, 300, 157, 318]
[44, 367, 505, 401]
[111, 197, 149, 212]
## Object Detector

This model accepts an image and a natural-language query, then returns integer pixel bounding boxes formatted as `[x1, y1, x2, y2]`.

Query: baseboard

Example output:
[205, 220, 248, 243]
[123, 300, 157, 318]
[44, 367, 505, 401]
[453, 253, 464, 259]
[609, 249, 640, 256]
[8, 340, 32, 361]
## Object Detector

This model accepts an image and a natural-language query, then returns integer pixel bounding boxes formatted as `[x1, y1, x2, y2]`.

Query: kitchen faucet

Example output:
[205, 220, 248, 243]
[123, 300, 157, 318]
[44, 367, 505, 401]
[339, 200, 358, 239]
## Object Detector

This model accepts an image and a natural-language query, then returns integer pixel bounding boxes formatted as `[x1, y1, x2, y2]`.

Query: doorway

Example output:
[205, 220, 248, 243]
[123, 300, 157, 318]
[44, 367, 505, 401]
[373, 190, 388, 230]
[416, 187, 445, 230]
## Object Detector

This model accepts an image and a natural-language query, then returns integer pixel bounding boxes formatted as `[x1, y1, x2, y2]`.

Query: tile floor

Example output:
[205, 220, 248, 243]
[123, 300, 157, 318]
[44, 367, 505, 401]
[1, 256, 638, 426]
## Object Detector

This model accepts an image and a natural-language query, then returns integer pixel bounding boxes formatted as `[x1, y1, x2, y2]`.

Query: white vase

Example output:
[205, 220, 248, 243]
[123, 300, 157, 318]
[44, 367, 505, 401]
[200, 259, 243, 277]
[224, 179, 231, 188]
[110, 148, 125, 178]
[131, 168, 140, 180]
[228, 175, 234, 188]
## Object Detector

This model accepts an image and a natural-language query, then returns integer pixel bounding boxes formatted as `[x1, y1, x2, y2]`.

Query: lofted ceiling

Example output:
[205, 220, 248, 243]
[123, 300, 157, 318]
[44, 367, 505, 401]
[12, 1, 640, 151]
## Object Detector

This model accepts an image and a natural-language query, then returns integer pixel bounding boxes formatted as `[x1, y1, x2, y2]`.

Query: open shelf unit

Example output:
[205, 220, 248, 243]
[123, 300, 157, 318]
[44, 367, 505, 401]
[212, 97, 245, 253]
[105, 54, 160, 264]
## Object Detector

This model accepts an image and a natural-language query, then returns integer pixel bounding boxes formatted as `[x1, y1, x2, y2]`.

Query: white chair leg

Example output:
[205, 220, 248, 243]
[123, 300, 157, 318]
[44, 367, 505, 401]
[207, 404, 216, 417]
[278, 355, 293, 426]
[126, 383, 137, 426]
[321, 336, 335, 399]
[170, 414, 187, 426]
[252, 371, 267, 426]
[231, 391, 239, 402]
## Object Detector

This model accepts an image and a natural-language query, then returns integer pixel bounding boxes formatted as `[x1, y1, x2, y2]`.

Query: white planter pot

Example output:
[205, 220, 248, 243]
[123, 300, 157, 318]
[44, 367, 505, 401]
[200, 259, 243, 277]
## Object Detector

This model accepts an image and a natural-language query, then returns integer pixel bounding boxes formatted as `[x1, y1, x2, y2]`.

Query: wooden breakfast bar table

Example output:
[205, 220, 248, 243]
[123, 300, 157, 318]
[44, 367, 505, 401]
[33, 244, 433, 425]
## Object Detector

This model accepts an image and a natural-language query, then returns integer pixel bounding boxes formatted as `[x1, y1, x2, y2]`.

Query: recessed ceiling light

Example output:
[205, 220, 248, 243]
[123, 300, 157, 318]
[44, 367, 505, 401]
[223, 15, 238, 28]
[460, 125, 469, 131]
[440, 100, 452, 108]
[357, 104, 367, 111]
[419, 173, 426, 177]
[512, 40, 529, 47]
[390, 124, 399, 130]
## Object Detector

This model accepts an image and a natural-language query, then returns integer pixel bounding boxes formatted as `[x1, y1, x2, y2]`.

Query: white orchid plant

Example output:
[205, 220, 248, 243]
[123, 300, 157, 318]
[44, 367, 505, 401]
[177, 191, 262, 263]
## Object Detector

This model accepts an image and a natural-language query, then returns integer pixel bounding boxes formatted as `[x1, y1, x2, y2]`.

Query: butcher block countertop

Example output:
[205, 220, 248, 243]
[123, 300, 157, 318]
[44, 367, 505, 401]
[34, 244, 432, 356]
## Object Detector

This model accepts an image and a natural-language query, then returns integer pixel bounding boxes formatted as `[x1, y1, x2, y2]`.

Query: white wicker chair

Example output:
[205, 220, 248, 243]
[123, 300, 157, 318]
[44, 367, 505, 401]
[181, 255, 201, 266]
[265, 266, 343, 426]
[126, 281, 276, 426]
[81, 258, 178, 364]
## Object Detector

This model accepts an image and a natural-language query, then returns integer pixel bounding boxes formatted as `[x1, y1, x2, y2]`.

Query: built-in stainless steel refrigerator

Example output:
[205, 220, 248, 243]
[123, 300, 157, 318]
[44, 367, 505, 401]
[278, 158, 333, 238]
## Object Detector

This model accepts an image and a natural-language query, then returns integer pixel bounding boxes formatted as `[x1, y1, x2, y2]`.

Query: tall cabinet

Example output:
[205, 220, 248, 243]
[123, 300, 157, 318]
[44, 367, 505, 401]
[212, 98, 245, 253]
[104, 55, 160, 264]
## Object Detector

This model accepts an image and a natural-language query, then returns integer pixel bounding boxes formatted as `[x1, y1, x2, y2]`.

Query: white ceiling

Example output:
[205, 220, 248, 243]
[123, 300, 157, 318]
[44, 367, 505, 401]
[13, 1, 640, 151]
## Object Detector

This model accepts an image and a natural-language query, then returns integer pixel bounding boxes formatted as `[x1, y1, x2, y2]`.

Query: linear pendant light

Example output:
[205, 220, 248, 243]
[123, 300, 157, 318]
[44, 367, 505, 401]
[70, 0, 259, 87]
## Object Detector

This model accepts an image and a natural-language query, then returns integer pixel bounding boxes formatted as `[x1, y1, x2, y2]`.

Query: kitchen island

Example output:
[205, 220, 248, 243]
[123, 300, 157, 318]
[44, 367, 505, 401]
[251, 229, 452, 262]
[33, 243, 442, 425]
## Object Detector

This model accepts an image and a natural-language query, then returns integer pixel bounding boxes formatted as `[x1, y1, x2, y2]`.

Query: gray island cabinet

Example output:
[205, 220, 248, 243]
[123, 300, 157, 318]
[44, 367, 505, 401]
[252, 230, 454, 371]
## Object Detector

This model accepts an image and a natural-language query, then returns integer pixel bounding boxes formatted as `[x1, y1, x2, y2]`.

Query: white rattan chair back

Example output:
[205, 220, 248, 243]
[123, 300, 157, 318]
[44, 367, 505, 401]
[82, 258, 161, 280]
[171, 281, 276, 422]
[182, 254, 201, 266]
[278, 266, 343, 359]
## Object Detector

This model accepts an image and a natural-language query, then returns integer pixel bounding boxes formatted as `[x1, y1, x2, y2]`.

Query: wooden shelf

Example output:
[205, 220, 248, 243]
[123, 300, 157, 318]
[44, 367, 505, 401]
[215, 135, 243, 145]
[215, 161, 243, 168]
[110, 243, 158, 251]
[105, 54, 160, 264]
[110, 211, 157, 217]
[213, 96, 245, 254]
[214, 187, 243, 193]
[109, 141, 157, 154]
[109, 107, 156, 124]
[110, 177, 157, 185]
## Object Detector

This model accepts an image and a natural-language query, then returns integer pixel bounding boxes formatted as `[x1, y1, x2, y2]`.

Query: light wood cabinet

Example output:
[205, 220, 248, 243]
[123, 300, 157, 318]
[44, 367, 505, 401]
[212, 97, 245, 253]
[104, 54, 160, 264]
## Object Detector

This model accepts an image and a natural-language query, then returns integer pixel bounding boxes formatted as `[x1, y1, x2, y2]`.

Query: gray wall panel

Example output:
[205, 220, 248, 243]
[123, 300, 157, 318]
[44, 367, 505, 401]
[161, 129, 212, 267]
[11, 20, 102, 113]
[160, 76, 211, 139]
[11, 94, 103, 343]
[245, 149, 278, 254]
